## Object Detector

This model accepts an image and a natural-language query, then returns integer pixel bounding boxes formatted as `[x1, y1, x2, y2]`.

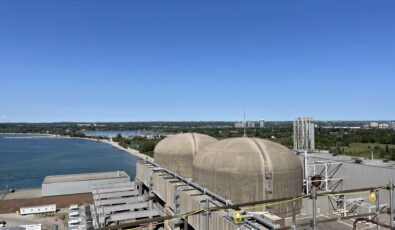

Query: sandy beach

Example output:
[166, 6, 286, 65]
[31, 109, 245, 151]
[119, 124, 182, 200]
[96, 139, 154, 161]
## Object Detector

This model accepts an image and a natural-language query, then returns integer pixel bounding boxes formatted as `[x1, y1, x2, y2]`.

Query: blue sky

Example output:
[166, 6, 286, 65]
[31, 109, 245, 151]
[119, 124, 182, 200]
[0, 1, 394, 122]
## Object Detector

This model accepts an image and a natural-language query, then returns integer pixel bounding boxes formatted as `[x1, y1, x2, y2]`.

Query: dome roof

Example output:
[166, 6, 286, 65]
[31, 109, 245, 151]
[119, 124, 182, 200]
[193, 137, 301, 174]
[154, 133, 217, 178]
[192, 137, 303, 217]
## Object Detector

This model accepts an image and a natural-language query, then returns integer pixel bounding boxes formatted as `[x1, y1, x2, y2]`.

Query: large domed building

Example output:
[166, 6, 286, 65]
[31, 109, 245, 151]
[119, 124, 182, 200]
[154, 133, 217, 178]
[192, 137, 303, 217]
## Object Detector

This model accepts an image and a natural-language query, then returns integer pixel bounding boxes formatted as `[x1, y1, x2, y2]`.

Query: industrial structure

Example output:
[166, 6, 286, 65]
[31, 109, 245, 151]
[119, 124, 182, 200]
[192, 137, 303, 217]
[293, 117, 315, 151]
[81, 135, 303, 230]
[153, 133, 217, 178]
[10, 132, 395, 229]
[42, 171, 130, 196]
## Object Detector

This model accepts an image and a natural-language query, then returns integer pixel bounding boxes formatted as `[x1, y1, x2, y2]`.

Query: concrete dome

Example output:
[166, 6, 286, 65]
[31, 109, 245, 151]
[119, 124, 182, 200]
[192, 137, 303, 217]
[154, 133, 217, 178]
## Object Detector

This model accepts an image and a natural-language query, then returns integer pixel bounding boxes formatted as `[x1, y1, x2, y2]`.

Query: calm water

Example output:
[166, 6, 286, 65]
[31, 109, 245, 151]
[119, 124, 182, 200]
[0, 133, 138, 190]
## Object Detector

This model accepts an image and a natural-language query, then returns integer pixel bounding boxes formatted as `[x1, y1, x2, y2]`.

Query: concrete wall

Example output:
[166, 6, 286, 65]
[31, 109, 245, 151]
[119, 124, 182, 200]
[42, 177, 130, 196]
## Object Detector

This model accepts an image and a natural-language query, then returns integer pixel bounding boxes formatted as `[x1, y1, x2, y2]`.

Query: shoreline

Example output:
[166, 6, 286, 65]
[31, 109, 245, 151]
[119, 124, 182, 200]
[93, 138, 154, 161]
[0, 131, 153, 161]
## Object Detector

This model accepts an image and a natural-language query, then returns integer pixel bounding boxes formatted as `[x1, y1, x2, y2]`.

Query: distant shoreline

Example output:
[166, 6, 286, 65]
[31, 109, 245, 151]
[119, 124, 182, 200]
[0, 132, 54, 135]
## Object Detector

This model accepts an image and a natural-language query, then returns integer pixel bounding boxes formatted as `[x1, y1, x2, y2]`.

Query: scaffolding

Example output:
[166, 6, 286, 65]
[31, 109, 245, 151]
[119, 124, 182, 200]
[304, 151, 344, 194]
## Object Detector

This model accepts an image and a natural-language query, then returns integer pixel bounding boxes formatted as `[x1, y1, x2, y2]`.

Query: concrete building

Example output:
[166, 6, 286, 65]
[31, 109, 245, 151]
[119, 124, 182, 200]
[42, 171, 130, 196]
[370, 121, 379, 128]
[234, 121, 244, 128]
[154, 133, 217, 178]
[192, 137, 303, 218]
[260, 119, 265, 128]
[293, 117, 315, 151]
[390, 121, 395, 130]
[379, 123, 389, 129]
[247, 121, 255, 128]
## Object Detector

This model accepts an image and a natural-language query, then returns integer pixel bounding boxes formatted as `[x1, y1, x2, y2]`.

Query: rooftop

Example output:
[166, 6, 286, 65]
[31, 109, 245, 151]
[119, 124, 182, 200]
[42, 171, 129, 184]
[302, 151, 395, 170]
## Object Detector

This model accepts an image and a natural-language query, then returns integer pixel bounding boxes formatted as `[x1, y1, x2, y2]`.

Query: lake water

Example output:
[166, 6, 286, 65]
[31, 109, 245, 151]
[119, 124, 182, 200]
[0, 133, 139, 190]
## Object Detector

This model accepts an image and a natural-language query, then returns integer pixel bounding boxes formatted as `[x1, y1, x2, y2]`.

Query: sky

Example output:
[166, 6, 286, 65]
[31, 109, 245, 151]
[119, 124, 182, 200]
[0, 1, 394, 122]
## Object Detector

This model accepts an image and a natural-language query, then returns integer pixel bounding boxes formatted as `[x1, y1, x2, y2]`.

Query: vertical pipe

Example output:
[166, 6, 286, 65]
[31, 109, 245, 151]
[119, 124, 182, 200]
[313, 163, 316, 175]
[390, 179, 394, 230]
[312, 186, 317, 230]
[305, 151, 309, 195]
[205, 199, 210, 230]
[376, 190, 380, 230]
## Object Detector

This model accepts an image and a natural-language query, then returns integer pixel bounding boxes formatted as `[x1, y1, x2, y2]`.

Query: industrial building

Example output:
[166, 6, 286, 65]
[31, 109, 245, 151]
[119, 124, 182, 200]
[42, 171, 130, 196]
[5, 132, 380, 229]
[76, 134, 300, 230]
[293, 117, 315, 151]
[192, 137, 303, 217]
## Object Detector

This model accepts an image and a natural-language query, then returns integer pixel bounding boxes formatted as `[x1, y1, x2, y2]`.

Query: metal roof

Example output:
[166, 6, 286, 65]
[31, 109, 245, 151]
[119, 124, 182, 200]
[305, 151, 395, 170]
[97, 202, 149, 215]
[93, 190, 139, 200]
[91, 181, 135, 190]
[95, 196, 146, 206]
[43, 171, 129, 184]
[92, 185, 136, 195]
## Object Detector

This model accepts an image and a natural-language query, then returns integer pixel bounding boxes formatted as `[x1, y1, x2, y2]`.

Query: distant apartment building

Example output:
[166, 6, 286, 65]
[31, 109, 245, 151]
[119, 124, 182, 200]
[370, 122, 379, 128]
[247, 121, 255, 128]
[390, 122, 395, 130]
[293, 117, 315, 151]
[379, 123, 389, 129]
[260, 119, 265, 128]
[234, 122, 244, 128]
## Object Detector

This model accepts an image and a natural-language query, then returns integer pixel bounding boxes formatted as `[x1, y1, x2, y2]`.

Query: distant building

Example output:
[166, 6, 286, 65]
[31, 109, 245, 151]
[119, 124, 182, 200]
[390, 121, 395, 130]
[379, 123, 389, 129]
[293, 117, 315, 151]
[362, 124, 370, 129]
[247, 121, 255, 128]
[260, 119, 265, 128]
[234, 122, 244, 128]
[370, 122, 379, 128]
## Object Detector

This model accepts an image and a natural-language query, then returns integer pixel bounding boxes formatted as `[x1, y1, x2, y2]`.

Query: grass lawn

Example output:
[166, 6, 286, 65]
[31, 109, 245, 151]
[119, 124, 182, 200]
[338, 143, 395, 159]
